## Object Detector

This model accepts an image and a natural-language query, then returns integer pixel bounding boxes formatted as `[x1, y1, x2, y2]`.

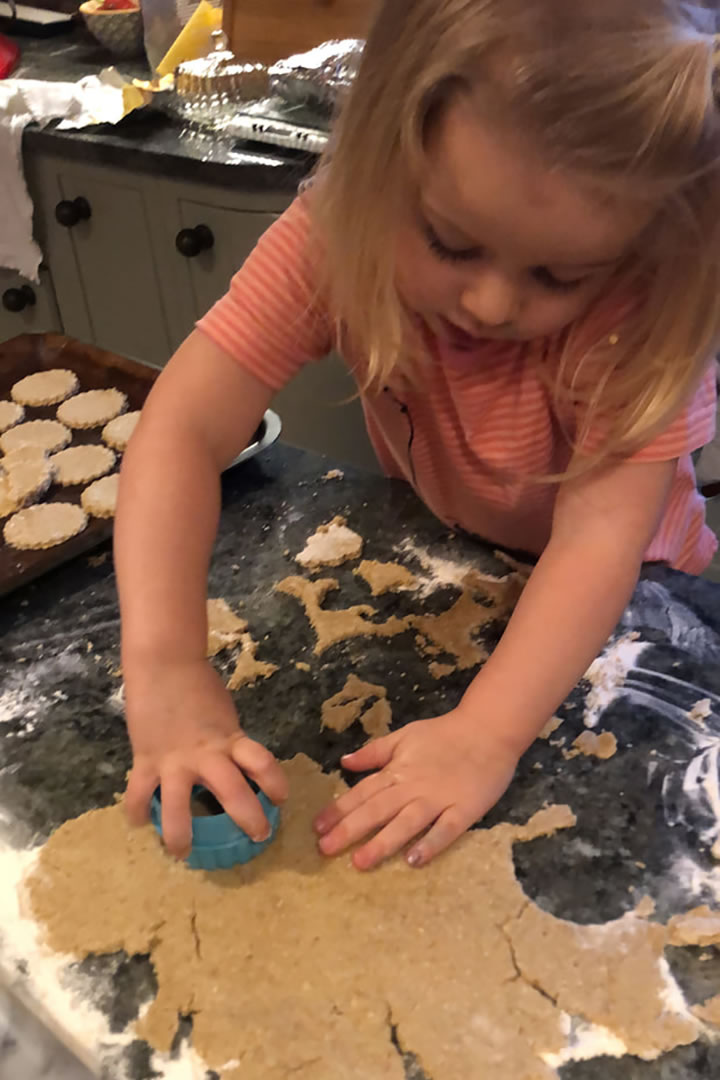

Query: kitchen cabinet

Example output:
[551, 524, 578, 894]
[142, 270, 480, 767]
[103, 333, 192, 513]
[0, 268, 61, 343]
[14, 148, 379, 472]
[26, 156, 174, 367]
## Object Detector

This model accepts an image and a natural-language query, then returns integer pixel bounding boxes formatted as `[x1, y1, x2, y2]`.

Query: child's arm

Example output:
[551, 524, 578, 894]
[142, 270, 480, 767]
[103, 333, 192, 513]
[314, 457, 675, 869]
[115, 330, 289, 858]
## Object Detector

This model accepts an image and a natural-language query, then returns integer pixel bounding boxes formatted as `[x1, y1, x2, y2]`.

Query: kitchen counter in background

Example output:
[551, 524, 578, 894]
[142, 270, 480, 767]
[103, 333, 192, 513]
[14, 27, 313, 190]
[1, 444, 720, 1079]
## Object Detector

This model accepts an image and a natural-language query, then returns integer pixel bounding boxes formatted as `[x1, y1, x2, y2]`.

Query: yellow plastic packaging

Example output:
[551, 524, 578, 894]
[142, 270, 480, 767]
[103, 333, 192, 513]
[156, 0, 223, 77]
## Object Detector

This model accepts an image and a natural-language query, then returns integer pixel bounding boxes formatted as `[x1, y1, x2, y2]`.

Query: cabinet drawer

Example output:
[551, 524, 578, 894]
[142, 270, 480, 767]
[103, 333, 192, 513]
[173, 202, 278, 328]
[0, 269, 61, 344]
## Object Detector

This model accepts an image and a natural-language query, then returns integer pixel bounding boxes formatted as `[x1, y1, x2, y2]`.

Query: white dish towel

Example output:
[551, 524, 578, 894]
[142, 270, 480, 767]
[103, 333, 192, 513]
[0, 74, 129, 283]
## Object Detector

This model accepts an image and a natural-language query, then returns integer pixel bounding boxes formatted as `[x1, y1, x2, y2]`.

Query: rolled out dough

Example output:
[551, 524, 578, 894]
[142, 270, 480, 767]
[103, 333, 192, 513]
[666, 906, 720, 947]
[26, 756, 701, 1080]
[4, 502, 88, 550]
[11, 369, 79, 407]
[57, 389, 127, 430]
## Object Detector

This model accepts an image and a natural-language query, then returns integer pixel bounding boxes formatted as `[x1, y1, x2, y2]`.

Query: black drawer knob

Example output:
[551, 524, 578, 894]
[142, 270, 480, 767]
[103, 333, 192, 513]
[176, 224, 214, 258]
[55, 197, 92, 228]
[2, 285, 36, 313]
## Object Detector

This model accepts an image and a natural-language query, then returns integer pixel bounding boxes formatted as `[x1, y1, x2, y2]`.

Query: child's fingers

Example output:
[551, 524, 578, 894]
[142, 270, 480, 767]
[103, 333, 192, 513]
[317, 786, 407, 857]
[352, 799, 436, 871]
[229, 735, 289, 806]
[405, 805, 470, 868]
[313, 768, 397, 837]
[201, 754, 272, 843]
[159, 769, 195, 859]
[124, 764, 158, 827]
[340, 730, 401, 773]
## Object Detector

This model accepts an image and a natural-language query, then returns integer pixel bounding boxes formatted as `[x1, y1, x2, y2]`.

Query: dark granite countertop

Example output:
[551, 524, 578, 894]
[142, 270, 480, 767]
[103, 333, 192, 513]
[1, 443, 720, 1079]
[13, 27, 314, 191]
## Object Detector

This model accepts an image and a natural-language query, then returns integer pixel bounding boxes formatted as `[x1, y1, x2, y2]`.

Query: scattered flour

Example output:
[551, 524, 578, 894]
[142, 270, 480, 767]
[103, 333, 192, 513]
[583, 633, 649, 729]
[0, 841, 206, 1079]
[397, 538, 509, 597]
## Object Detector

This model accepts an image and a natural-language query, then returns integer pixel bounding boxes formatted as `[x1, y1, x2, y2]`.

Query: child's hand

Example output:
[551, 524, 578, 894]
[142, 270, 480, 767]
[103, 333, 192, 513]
[312, 708, 518, 870]
[124, 658, 288, 859]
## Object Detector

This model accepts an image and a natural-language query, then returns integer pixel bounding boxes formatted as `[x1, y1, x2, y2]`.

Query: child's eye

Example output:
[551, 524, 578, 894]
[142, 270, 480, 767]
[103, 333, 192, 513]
[532, 267, 586, 293]
[423, 223, 480, 263]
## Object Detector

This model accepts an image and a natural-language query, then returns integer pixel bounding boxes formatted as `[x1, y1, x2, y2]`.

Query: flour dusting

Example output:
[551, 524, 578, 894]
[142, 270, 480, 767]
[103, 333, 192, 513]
[583, 633, 649, 729]
[0, 652, 90, 736]
[397, 538, 509, 597]
[0, 841, 203, 1079]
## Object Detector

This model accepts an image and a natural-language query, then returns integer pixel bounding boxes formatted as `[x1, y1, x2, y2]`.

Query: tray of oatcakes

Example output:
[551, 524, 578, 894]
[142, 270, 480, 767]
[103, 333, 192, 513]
[0, 334, 281, 596]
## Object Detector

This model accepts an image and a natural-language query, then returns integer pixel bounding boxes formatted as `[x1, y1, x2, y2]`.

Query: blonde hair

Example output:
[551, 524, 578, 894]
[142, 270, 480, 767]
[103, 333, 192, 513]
[312, 0, 720, 468]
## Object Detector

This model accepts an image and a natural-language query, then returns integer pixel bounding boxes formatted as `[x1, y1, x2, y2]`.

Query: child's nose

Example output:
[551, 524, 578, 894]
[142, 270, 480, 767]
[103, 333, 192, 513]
[460, 270, 517, 328]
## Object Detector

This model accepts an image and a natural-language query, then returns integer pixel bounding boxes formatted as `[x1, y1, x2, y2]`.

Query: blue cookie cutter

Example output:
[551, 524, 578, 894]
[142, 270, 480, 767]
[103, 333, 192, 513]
[150, 783, 280, 871]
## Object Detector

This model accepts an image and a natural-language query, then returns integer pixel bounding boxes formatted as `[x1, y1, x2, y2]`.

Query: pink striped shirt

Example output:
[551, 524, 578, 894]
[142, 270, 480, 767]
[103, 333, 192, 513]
[198, 197, 718, 573]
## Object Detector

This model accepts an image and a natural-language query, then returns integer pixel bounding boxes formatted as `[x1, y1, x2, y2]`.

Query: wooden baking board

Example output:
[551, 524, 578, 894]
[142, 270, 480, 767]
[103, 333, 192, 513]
[0, 333, 158, 597]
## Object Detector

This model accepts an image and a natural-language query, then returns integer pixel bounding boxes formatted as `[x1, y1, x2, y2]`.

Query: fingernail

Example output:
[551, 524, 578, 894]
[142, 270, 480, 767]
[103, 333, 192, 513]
[252, 829, 271, 843]
[315, 818, 330, 836]
[407, 849, 423, 868]
[340, 752, 354, 761]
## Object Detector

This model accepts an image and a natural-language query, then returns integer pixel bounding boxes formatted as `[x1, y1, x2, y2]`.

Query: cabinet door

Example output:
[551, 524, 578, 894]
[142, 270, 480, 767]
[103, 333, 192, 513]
[35, 163, 173, 367]
[174, 202, 278, 328]
[273, 353, 380, 473]
[0, 268, 61, 344]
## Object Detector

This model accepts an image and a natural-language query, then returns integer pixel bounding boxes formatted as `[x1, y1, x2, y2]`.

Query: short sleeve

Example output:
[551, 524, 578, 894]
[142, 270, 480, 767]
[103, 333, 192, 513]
[626, 362, 717, 463]
[197, 197, 333, 393]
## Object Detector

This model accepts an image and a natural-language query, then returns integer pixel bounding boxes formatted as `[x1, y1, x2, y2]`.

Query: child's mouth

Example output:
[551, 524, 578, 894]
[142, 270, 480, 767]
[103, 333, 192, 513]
[436, 316, 485, 350]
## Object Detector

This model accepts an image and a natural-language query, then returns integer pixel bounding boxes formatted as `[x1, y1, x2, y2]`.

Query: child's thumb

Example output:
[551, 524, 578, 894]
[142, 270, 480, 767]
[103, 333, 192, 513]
[341, 732, 398, 773]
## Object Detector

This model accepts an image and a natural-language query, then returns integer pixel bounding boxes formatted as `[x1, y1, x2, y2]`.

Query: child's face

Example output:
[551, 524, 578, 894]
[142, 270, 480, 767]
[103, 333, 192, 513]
[395, 97, 650, 350]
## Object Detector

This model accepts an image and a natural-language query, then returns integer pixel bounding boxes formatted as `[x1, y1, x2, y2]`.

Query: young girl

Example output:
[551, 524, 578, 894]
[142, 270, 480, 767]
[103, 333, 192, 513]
[116, 0, 720, 872]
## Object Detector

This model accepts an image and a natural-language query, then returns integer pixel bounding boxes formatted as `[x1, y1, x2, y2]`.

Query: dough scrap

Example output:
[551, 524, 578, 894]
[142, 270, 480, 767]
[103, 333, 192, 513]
[227, 634, 278, 690]
[26, 757, 700, 1080]
[4, 502, 88, 550]
[666, 906, 720, 947]
[429, 661, 455, 679]
[50, 445, 116, 487]
[0, 419, 71, 455]
[0, 400, 24, 433]
[57, 389, 127, 430]
[296, 516, 364, 569]
[321, 675, 392, 738]
[407, 571, 523, 670]
[693, 994, 720, 1025]
[688, 698, 712, 728]
[539, 715, 564, 740]
[275, 576, 406, 655]
[354, 559, 418, 597]
[11, 369, 79, 407]
[102, 411, 140, 451]
[563, 731, 618, 761]
[81, 474, 119, 519]
[277, 568, 523, 672]
[206, 598, 248, 657]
